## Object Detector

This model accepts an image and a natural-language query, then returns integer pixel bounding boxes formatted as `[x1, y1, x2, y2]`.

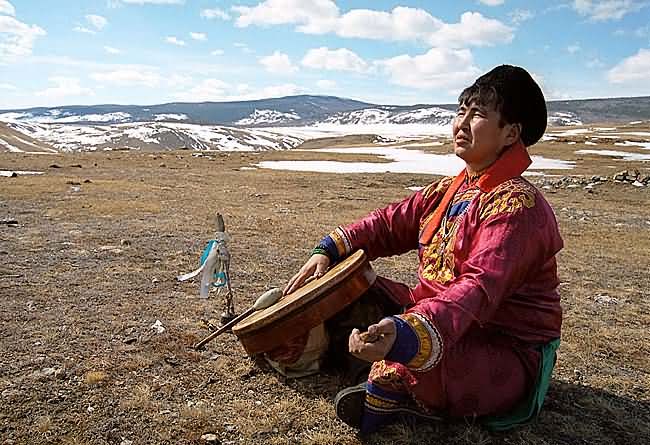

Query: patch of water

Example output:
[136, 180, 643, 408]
[614, 141, 650, 150]
[257, 147, 574, 175]
[1, 170, 44, 177]
[575, 149, 650, 161]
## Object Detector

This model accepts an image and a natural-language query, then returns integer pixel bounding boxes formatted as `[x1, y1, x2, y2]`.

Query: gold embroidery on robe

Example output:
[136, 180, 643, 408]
[369, 360, 405, 391]
[479, 180, 536, 222]
[420, 188, 479, 284]
[420, 230, 456, 284]
[422, 176, 453, 200]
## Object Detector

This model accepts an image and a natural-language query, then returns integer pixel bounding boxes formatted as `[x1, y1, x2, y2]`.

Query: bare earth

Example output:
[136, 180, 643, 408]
[1, 132, 649, 445]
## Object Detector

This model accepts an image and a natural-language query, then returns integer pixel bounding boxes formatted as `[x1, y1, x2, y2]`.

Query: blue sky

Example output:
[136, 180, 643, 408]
[1, 0, 649, 109]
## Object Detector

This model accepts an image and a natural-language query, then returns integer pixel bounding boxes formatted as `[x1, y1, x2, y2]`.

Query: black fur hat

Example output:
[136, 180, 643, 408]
[459, 65, 547, 147]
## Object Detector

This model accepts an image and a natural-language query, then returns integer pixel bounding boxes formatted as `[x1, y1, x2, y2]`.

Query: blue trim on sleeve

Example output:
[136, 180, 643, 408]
[317, 235, 340, 263]
[385, 316, 419, 365]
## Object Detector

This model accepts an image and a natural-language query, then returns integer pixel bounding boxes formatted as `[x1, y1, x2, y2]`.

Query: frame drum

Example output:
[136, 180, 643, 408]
[233, 250, 376, 355]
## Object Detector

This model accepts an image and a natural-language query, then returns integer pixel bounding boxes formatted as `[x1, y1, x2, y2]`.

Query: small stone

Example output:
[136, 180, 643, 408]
[150, 320, 165, 334]
[632, 180, 644, 187]
[41, 367, 56, 377]
[201, 433, 218, 442]
[594, 294, 619, 305]
[120, 239, 131, 246]
[151, 277, 159, 284]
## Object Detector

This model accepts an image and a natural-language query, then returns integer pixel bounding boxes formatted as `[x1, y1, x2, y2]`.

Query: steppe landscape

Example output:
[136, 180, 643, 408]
[1, 121, 649, 445]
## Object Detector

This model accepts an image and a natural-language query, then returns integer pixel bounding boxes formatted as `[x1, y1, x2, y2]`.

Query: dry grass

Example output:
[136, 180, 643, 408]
[1, 133, 649, 444]
[83, 371, 108, 385]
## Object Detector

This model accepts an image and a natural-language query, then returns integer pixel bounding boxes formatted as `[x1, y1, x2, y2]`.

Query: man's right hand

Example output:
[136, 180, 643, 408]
[283, 254, 330, 295]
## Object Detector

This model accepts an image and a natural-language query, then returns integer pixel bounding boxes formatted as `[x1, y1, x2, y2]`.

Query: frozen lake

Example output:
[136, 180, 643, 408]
[257, 146, 575, 175]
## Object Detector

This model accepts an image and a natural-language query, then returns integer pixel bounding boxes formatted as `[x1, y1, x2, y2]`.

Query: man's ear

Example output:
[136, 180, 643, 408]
[504, 122, 522, 145]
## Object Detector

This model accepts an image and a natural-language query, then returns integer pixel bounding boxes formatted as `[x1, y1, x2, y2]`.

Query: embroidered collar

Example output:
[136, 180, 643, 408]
[419, 140, 531, 245]
[465, 170, 484, 185]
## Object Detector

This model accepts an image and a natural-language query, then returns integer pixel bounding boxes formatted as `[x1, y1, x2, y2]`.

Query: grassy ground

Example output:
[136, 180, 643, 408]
[1, 135, 649, 445]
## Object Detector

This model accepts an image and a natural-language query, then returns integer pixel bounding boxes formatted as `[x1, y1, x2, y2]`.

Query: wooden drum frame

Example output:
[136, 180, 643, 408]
[232, 250, 376, 356]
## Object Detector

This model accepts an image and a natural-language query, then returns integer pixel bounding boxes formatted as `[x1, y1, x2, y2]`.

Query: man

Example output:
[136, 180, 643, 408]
[283, 65, 563, 434]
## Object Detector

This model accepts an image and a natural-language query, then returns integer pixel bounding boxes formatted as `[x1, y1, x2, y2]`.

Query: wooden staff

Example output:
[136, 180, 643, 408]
[194, 287, 283, 350]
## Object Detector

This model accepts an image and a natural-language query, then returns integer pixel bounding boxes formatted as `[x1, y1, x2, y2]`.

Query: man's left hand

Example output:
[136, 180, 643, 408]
[349, 318, 396, 362]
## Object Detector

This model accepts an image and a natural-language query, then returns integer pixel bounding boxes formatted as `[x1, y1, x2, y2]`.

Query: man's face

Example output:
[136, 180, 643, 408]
[452, 101, 518, 170]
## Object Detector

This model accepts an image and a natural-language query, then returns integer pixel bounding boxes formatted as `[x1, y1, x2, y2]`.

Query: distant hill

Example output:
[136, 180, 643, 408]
[0, 95, 372, 126]
[1, 94, 649, 153]
[547, 96, 650, 124]
[1, 94, 649, 127]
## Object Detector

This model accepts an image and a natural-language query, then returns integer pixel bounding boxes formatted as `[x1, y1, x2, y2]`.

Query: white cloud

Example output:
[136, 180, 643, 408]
[0, 82, 16, 90]
[301, 47, 368, 73]
[607, 48, 650, 83]
[478, 0, 505, 5]
[427, 12, 514, 47]
[165, 36, 185, 46]
[86, 14, 108, 30]
[104, 46, 122, 54]
[259, 51, 297, 74]
[167, 73, 193, 88]
[233, 0, 339, 31]
[36, 76, 94, 99]
[572, 0, 646, 21]
[258, 83, 303, 98]
[173, 79, 302, 102]
[91, 69, 162, 87]
[73, 26, 96, 34]
[211, 49, 224, 56]
[509, 9, 534, 25]
[334, 7, 443, 41]
[376, 47, 481, 90]
[567, 44, 581, 53]
[0, 15, 46, 62]
[190, 32, 207, 41]
[587, 57, 605, 68]
[175, 78, 230, 101]
[201, 8, 230, 20]
[0, 0, 15, 16]
[316, 79, 336, 89]
[233, 2, 513, 48]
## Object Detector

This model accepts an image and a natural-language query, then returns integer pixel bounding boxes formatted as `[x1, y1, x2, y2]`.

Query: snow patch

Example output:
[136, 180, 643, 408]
[1, 170, 44, 176]
[576, 149, 650, 161]
[154, 114, 188, 121]
[258, 146, 574, 175]
[0, 139, 22, 152]
[235, 109, 301, 126]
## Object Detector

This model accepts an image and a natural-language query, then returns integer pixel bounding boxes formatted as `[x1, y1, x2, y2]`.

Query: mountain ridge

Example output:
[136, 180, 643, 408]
[3, 94, 650, 127]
